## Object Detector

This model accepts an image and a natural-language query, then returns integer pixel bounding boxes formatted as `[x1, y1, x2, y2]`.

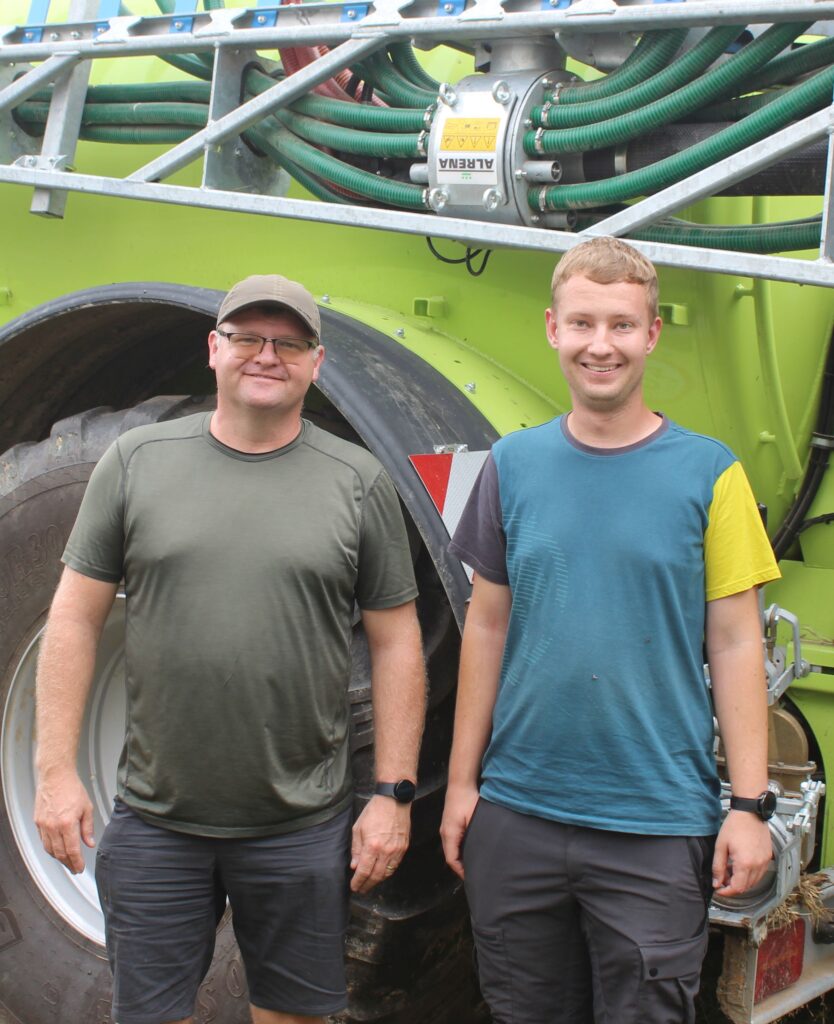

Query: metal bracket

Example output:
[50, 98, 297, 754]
[763, 604, 811, 705]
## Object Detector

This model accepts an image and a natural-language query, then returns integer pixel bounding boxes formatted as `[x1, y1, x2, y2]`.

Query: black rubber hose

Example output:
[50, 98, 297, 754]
[772, 330, 834, 558]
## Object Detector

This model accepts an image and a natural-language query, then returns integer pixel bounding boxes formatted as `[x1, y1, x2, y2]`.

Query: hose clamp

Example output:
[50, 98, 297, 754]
[421, 187, 430, 209]
[417, 130, 428, 157]
[537, 186, 549, 213]
[533, 127, 545, 155]
[550, 80, 564, 104]
[538, 100, 552, 128]
[423, 102, 437, 129]
[810, 432, 834, 450]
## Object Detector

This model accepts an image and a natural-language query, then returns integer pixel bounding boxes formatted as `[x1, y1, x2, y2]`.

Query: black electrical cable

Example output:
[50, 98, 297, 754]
[426, 236, 469, 264]
[772, 336, 834, 559]
[426, 237, 494, 276]
[796, 512, 834, 534]
[466, 248, 492, 276]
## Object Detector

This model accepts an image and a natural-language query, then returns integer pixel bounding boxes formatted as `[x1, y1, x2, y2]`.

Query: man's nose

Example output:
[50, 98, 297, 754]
[587, 327, 615, 353]
[254, 340, 282, 361]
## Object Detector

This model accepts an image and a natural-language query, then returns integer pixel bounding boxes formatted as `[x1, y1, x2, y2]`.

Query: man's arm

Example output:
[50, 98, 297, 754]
[34, 567, 119, 874]
[707, 586, 772, 897]
[440, 573, 511, 879]
[350, 600, 426, 894]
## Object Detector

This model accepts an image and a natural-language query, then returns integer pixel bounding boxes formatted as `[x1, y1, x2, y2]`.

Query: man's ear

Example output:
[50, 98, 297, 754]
[311, 344, 325, 383]
[208, 330, 219, 369]
[545, 307, 559, 351]
[646, 316, 662, 355]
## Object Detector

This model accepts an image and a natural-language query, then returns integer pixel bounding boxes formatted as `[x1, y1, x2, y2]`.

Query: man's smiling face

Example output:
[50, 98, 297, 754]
[545, 275, 661, 415]
[208, 306, 323, 416]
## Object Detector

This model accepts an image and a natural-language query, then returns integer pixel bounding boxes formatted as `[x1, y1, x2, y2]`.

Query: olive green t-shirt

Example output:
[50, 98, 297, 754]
[63, 414, 418, 837]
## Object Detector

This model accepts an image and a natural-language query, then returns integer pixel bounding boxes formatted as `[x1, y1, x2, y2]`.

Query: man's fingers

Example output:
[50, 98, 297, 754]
[711, 844, 729, 890]
[440, 829, 465, 879]
[80, 803, 96, 849]
[350, 852, 381, 893]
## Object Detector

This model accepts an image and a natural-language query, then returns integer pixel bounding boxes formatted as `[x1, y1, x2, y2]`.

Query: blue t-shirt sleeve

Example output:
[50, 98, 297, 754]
[448, 453, 509, 585]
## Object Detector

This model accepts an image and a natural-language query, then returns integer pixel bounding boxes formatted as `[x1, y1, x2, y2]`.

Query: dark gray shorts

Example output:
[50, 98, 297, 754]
[462, 799, 715, 1024]
[95, 800, 352, 1024]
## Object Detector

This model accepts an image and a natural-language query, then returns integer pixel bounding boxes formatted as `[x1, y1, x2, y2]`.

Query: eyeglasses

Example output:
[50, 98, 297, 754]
[216, 329, 317, 358]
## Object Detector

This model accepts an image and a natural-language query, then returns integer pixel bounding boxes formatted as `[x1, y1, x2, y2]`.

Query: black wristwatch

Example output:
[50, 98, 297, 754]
[729, 790, 777, 821]
[374, 780, 416, 804]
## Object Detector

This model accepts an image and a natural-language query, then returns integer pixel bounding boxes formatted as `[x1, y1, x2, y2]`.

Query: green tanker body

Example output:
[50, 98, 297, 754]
[0, 2, 833, 1022]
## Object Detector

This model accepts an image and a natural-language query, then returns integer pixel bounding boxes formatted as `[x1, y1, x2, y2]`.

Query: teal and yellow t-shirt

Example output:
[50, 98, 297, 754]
[450, 414, 780, 836]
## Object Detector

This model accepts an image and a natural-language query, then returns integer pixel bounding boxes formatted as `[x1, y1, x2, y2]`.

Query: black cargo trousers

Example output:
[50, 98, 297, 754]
[462, 798, 715, 1024]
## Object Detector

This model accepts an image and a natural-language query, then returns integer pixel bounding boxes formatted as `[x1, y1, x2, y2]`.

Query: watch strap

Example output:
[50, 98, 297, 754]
[729, 791, 776, 820]
[374, 780, 416, 803]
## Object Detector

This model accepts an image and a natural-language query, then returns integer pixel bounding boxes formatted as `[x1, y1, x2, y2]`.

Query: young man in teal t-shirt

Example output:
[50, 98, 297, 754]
[442, 237, 780, 1023]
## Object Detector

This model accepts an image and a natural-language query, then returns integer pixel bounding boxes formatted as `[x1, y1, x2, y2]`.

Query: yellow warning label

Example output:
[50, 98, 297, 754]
[440, 118, 500, 152]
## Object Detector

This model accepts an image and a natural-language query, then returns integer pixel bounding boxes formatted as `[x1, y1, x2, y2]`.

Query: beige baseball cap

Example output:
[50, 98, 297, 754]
[216, 274, 321, 341]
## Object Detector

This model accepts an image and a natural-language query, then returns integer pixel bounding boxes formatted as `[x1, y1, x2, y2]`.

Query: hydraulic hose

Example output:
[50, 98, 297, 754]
[527, 21, 811, 155]
[533, 26, 742, 129]
[555, 29, 689, 104]
[531, 61, 834, 210]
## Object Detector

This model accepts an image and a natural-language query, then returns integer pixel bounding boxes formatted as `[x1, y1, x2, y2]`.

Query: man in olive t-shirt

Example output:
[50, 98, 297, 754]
[33, 275, 427, 1024]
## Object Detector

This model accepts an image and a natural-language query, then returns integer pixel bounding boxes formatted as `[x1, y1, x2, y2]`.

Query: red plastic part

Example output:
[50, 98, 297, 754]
[754, 918, 805, 1004]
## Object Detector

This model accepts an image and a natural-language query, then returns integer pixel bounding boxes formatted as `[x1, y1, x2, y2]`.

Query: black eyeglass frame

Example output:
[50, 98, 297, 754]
[215, 328, 318, 356]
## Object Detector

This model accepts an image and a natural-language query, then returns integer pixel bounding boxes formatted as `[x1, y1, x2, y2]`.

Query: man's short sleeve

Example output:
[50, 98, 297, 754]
[704, 460, 781, 601]
[62, 440, 126, 583]
[448, 453, 509, 585]
[355, 469, 419, 609]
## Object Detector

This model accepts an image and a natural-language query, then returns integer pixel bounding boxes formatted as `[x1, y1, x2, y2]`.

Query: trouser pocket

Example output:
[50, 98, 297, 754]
[638, 928, 709, 1024]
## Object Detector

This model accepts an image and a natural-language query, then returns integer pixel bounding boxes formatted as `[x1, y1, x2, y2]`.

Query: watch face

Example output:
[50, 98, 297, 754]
[760, 790, 777, 820]
[393, 779, 416, 803]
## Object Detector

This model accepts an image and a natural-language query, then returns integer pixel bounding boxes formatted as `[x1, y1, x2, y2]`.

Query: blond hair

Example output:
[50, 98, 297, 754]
[550, 237, 659, 319]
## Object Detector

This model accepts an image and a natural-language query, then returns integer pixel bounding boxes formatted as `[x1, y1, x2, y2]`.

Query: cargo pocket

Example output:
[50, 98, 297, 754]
[638, 928, 709, 1024]
[470, 924, 514, 1023]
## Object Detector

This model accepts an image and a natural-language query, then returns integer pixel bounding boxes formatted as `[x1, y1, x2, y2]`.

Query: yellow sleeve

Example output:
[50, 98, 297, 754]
[704, 461, 781, 601]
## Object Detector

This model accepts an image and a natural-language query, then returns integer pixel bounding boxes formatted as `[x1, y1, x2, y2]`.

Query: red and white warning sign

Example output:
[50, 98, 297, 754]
[409, 449, 490, 551]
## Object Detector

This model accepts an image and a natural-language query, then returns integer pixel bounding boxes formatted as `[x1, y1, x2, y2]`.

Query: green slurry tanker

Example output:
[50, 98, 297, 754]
[1, 1, 834, 1022]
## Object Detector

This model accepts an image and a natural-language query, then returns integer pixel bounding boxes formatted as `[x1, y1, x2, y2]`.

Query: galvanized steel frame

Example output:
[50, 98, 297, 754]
[1, 0, 834, 286]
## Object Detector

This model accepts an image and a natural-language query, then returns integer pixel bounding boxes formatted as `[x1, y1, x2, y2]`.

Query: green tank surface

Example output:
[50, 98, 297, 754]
[0, 2, 833, 1022]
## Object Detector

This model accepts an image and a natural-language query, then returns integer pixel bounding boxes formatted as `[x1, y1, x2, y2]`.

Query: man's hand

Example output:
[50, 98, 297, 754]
[440, 783, 480, 880]
[712, 810, 773, 897]
[34, 770, 95, 875]
[350, 795, 411, 893]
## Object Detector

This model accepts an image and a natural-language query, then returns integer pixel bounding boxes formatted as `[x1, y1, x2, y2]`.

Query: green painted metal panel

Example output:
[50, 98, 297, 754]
[1, 0, 834, 876]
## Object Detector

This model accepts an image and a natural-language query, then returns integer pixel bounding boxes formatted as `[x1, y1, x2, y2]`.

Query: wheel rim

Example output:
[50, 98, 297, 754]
[1, 595, 127, 946]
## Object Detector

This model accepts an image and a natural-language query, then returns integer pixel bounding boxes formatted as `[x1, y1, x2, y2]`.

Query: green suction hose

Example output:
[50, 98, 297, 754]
[556, 29, 688, 104]
[533, 26, 742, 129]
[275, 109, 423, 158]
[531, 61, 834, 210]
[527, 21, 810, 155]
[252, 122, 427, 209]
